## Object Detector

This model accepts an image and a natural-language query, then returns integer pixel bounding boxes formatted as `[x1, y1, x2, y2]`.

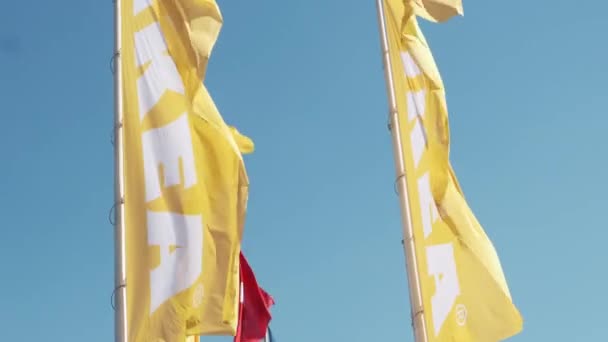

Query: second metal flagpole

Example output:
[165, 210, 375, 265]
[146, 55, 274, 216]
[375, 1, 428, 341]
[113, 0, 128, 340]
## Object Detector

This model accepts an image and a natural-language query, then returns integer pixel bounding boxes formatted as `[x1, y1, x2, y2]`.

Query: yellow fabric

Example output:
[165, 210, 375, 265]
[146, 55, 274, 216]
[121, 0, 249, 340]
[412, 0, 463, 22]
[383, 1, 523, 340]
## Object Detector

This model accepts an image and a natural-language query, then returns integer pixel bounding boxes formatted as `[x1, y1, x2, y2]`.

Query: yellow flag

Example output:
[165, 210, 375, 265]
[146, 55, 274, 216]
[412, 0, 463, 22]
[382, 0, 523, 340]
[121, 0, 249, 340]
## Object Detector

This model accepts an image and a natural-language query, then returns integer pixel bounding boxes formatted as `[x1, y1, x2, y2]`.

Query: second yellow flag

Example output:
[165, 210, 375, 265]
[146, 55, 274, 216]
[382, 0, 523, 340]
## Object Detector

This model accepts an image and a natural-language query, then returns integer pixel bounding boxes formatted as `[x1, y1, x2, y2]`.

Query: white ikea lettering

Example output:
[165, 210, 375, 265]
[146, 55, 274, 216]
[408, 90, 427, 168]
[142, 113, 197, 202]
[134, 22, 185, 120]
[147, 211, 203, 314]
[131, 5, 204, 315]
[417, 173, 439, 239]
[133, 0, 153, 16]
[410, 119, 426, 168]
[407, 90, 426, 121]
[426, 243, 460, 336]
[401, 51, 462, 335]
[401, 52, 421, 78]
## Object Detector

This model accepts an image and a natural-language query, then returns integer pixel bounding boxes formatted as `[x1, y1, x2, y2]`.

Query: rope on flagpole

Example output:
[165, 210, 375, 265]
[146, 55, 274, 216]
[110, 51, 119, 75]
[108, 170, 125, 311]
[108, 202, 116, 226]
[110, 120, 122, 147]
[112, 0, 128, 339]
[394, 173, 405, 195]
[108, 196, 124, 226]
[389, 115, 404, 196]
[109, 51, 120, 149]
[111, 284, 127, 310]
[108, 39, 126, 324]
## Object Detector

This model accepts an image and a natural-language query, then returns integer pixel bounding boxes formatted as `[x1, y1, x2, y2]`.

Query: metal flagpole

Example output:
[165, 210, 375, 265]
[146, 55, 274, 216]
[374, 1, 428, 342]
[113, 0, 128, 340]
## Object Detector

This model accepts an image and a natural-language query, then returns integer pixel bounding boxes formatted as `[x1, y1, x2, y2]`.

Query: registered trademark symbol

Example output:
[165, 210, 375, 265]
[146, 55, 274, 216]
[193, 284, 204, 308]
[456, 304, 467, 326]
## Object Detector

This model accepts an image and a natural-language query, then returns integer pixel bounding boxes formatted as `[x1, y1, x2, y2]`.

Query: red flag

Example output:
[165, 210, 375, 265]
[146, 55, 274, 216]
[235, 252, 274, 342]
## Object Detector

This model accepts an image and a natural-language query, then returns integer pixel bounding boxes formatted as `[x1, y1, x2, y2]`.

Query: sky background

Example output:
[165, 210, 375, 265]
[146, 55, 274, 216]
[0, 0, 607, 341]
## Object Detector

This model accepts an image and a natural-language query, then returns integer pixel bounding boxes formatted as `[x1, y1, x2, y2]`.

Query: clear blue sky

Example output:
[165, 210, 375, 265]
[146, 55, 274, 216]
[0, 1, 606, 341]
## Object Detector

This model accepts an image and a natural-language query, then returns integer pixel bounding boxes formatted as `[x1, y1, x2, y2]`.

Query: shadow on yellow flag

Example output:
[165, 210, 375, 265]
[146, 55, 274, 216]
[382, 0, 523, 340]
